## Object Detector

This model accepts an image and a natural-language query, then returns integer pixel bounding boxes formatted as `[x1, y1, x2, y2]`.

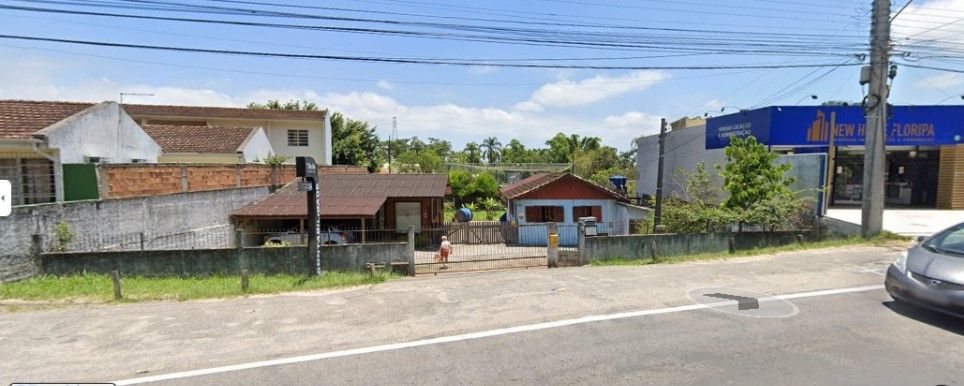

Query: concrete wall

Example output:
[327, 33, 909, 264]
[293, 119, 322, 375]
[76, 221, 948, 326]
[0, 186, 269, 282]
[40, 242, 407, 276]
[584, 231, 822, 261]
[636, 125, 726, 199]
[39, 102, 162, 164]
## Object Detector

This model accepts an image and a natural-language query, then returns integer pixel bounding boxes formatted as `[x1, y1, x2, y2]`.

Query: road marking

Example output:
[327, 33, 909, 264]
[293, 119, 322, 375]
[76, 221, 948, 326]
[858, 267, 886, 276]
[113, 284, 884, 385]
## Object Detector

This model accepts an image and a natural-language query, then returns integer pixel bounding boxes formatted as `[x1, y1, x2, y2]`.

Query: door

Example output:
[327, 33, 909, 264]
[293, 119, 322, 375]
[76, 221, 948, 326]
[395, 202, 422, 233]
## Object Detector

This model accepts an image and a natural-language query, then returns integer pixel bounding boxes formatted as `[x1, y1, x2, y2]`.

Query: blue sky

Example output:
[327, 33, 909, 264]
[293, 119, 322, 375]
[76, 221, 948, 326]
[0, 0, 961, 150]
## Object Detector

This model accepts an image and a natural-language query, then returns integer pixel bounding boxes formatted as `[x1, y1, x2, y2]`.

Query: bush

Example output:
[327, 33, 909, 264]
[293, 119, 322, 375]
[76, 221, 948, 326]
[52, 221, 76, 252]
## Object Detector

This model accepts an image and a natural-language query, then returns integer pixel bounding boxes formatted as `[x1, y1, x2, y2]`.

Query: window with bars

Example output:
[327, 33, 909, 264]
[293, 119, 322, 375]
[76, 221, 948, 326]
[287, 129, 309, 147]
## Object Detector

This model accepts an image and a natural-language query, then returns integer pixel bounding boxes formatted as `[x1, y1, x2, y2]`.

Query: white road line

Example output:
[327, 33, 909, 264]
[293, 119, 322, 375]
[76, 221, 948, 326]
[113, 284, 885, 385]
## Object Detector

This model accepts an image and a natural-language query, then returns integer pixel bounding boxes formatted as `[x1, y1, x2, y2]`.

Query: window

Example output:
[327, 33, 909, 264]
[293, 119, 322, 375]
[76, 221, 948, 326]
[524, 206, 564, 223]
[572, 206, 603, 221]
[287, 129, 309, 147]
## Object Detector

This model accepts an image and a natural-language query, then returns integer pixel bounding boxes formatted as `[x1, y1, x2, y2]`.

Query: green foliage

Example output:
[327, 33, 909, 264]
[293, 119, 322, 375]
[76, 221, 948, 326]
[447, 170, 500, 209]
[0, 272, 396, 302]
[448, 169, 474, 207]
[330, 112, 381, 171]
[262, 153, 290, 166]
[52, 221, 76, 252]
[718, 136, 794, 211]
[469, 172, 500, 205]
[426, 138, 453, 160]
[462, 142, 482, 164]
[395, 149, 443, 173]
[479, 197, 503, 220]
[247, 99, 319, 111]
[481, 137, 502, 164]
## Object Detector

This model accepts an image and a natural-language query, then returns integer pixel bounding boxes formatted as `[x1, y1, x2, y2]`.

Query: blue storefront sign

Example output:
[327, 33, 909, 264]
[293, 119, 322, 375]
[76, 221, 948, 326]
[706, 105, 964, 149]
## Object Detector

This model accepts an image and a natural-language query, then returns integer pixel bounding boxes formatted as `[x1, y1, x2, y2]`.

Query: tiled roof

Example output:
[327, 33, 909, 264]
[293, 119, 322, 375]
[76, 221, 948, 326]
[232, 174, 448, 218]
[232, 194, 386, 219]
[0, 100, 95, 139]
[499, 173, 564, 199]
[142, 124, 256, 154]
[124, 103, 327, 121]
[500, 172, 627, 201]
[317, 173, 449, 198]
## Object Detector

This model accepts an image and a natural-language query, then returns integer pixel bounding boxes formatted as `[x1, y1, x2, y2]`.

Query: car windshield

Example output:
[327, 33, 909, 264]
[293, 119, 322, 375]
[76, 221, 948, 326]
[924, 224, 964, 256]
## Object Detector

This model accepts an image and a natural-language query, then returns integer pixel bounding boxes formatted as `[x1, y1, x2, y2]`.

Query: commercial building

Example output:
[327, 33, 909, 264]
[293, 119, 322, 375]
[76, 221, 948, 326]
[636, 105, 964, 210]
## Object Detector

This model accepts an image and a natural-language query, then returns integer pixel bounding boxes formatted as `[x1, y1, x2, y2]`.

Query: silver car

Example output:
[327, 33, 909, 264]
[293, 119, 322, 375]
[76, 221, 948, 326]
[885, 222, 964, 318]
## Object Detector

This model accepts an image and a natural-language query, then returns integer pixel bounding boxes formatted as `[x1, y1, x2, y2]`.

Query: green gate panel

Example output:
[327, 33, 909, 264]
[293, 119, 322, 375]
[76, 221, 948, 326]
[63, 163, 99, 201]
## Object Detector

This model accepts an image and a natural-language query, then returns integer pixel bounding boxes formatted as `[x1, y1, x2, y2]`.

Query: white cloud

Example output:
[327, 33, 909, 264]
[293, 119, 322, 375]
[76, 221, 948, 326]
[522, 70, 668, 109]
[892, 0, 964, 46]
[376, 79, 394, 91]
[914, 72, 964, 90]
[0, 55, 656, 150]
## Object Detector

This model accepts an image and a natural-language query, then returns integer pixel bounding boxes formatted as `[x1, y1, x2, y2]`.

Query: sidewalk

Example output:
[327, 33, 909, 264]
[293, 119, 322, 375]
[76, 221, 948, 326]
[826, 208, 963, 236]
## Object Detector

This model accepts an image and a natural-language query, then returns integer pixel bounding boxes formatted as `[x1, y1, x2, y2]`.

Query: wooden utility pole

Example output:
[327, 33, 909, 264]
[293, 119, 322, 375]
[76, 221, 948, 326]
[861, 0, 891, 237]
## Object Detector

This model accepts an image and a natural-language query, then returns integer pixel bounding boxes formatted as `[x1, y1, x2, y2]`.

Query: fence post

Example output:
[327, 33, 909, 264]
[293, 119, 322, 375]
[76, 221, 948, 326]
[649, 237, 659, 262]
[235, 229, 248, 273]
[241, 269, 250, 292]
[406, 226, 415, 276]
[547, 222, 559, 268]
[728, 236, 736, 254]
[139, 232, 145, 251]
[31, 233, 43, 274]
[111, 270, 122, 300]
[578, 223, 588, 266]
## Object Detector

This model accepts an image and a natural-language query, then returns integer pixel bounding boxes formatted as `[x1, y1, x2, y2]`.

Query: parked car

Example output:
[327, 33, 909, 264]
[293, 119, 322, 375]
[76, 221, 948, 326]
[885, 222, 964, 318]
[264, 226, 353, 246]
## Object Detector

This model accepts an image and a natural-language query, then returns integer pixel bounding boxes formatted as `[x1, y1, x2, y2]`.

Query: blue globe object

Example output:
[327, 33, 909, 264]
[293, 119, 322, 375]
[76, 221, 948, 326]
[455, 207, 473, 222]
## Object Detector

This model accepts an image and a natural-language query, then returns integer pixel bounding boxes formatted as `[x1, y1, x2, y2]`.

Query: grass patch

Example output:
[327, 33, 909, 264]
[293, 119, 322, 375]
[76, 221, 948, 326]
[0, 271, 398, 303]
[443, 207, 503, 222]
[591, 232, 911, 267]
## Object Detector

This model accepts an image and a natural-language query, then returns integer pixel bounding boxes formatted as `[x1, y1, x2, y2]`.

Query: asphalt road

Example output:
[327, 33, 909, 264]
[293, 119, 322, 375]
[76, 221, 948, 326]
[3, 244, 962, 385]
[146, 287, 964, 386]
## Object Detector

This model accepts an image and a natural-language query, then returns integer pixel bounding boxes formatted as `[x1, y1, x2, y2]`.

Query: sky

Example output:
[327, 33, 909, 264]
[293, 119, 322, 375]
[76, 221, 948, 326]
[0, 0, 962, 151]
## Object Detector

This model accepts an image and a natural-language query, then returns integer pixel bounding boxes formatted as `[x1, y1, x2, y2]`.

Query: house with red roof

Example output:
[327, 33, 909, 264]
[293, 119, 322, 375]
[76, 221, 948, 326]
[141, 124, 274, 164]
[501, 173, 651, 246]
[232, 173, 449, 245]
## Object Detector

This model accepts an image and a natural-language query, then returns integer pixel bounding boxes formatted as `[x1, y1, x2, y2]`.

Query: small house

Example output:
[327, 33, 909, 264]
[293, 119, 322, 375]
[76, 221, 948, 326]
[142, 124, 274, 164]
[231, 173, 449, 245]
[501, 173, 651, 246]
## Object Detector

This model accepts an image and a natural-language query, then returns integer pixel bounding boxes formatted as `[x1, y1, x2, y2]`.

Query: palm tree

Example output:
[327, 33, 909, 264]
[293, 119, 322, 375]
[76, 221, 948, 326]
[463, 142, 482, 163]
[480, 137, 502, 164]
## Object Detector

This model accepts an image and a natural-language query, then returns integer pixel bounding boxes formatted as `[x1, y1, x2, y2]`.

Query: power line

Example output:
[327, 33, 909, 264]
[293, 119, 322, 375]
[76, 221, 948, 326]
[0, 33, 866, 70]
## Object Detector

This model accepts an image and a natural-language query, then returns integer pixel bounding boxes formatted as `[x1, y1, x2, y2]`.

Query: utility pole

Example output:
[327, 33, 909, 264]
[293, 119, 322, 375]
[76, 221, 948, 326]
[653, 118, 667, 229]
[861, 0, 890, 237]
[388, 116, 397, 174]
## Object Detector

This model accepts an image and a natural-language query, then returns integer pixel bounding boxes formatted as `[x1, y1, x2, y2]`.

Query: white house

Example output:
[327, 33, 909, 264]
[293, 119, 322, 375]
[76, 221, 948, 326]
[124, 104, 332, 165]
[0, 100, 162, 204]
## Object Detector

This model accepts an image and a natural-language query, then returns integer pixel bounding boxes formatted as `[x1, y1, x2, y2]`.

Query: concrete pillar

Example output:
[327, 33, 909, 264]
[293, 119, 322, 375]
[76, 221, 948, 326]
[578, 223, 588, 266]
[547, 222, 558, 268]
[406, 226, 415, 276]
[180, 165, 189, 193]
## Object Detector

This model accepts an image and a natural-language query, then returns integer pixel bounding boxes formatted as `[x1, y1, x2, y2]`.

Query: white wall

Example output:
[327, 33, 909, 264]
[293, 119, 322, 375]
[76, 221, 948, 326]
[209, 118, 329, 165]
[241, 128, 274, 162]
[636, 124, 725, 199]
[39, 102, 161, 163]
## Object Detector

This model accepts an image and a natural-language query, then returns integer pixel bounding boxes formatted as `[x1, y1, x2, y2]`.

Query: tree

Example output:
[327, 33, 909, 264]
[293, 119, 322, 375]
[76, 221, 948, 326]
[330, 112, 381, 171]
[448, 169, 474, 207]
[718, 136, 807, 231]
[480, 137, 502, 164]
[247, 99, 319, 111]
[426, 137, 452, 160]
[718, 136, 793, 211]
[501, 139, 528, 163]
[545, 133, 602, 163]
[469, 172, 500, 204]
[462, 142, 482, 164]
[661, 163, 731, 234]
[396, 149, 443, 173]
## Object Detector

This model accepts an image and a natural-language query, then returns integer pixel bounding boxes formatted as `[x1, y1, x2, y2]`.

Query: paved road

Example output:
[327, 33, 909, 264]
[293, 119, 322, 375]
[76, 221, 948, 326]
[157, 289, 964, 386]
[3, 243, 961, 385]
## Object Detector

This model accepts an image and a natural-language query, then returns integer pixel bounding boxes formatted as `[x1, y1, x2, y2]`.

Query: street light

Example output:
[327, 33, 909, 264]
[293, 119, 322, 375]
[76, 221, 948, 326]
[719, 106, 748, 113]
[795, 94, 818, 105]
[936, 95, 964, 104]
